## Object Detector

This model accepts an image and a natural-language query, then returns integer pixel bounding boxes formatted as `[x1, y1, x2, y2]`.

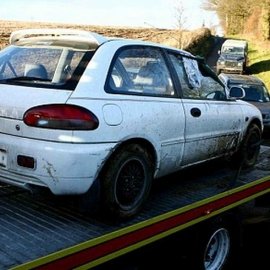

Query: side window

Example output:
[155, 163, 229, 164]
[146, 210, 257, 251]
[199, 74, 226, 100]
[169, 53, 226, 100]
[107, 46, 175, 96]
[169, 54, 200, 98]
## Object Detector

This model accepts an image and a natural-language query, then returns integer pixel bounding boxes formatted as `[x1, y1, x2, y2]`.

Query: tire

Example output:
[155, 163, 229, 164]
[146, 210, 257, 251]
[101, 144, 153, 219]
[202, 227, 230, 270]
[190, 216, 241, 270]
[234, 123, 261, 169]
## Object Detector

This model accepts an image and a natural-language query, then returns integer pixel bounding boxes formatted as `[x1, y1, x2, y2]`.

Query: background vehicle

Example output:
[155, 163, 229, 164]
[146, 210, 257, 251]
[0, 29, 263, 219]
[216, 39, 248, 74]
[219, 73, 270, 134]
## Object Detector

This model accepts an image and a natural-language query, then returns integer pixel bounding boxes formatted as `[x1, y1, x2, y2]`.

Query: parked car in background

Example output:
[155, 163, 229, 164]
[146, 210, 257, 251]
[219, 73, 270, 133]
[216, 39, 248, 75]
[0, 29, 263, 219]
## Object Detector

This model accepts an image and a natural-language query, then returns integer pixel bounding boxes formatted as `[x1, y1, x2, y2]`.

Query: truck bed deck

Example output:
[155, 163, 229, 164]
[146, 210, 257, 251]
[2, 146, 270, 270]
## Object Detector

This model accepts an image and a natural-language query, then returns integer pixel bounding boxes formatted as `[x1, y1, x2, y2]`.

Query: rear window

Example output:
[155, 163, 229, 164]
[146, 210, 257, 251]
[0, 45, 94, 90]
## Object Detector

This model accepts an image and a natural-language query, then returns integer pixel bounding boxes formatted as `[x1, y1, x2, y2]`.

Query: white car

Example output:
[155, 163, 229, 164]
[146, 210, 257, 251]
[0, 29, 263, 218]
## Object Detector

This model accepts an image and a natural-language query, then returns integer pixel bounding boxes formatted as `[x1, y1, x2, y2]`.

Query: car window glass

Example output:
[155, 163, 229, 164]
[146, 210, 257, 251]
[0, 45, 92, 90]
[263, 86, 270, 101]
[169, 53, 226, 100]
[222, 46, 245, 55]
[230, 84, 270, 102]
[169, 53, 200, 98]
[108, 46, 175, 96]
[199, 74, 226, 100]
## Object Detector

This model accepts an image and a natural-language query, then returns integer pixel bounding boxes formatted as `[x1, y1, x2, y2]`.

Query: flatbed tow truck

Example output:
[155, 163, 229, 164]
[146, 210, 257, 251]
[2, 146, 270, 270]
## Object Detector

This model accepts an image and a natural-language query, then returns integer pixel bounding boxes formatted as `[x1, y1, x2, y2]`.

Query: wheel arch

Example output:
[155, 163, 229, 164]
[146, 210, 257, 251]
[248, 118, 263, 133]
[242, 117, 263, 147]
[98, 138, 158, 179]
[82, 138, 157, 217]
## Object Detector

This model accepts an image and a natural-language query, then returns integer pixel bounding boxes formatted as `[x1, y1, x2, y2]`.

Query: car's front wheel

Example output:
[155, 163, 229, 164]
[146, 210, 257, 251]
[101, 144, 153, 219]
[230, 123, 261, 169]
[239, 123, 261, 168]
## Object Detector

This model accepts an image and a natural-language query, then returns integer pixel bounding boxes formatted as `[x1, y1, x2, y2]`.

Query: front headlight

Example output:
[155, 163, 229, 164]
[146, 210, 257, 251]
[237, 62, 243, 66]
[218, 61, 225, 65]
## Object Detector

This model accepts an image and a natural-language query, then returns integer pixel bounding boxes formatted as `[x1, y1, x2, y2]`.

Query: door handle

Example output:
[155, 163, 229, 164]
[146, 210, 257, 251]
[190, 107, 201, 117]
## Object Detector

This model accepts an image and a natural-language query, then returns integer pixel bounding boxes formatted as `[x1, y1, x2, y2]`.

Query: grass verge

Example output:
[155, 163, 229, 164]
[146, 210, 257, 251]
[247, 41, 270, 90]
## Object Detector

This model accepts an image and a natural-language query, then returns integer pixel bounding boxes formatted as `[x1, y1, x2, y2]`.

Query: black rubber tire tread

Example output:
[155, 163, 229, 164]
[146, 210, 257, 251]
[231, 123, 261, 169]
[101, 143, 153, 219]
[239, 124, 261, 168]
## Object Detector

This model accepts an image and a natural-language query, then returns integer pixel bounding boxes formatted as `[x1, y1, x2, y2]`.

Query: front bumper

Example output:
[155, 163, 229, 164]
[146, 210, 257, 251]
[217, 62, 244, 73]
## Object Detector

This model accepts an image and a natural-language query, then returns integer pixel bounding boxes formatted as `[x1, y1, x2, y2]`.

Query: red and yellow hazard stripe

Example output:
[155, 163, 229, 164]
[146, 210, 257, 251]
[12, 175, 270, 270]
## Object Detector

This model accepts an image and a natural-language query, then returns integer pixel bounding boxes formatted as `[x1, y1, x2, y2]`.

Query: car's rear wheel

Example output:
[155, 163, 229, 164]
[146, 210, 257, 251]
[101, 144, 153, 219]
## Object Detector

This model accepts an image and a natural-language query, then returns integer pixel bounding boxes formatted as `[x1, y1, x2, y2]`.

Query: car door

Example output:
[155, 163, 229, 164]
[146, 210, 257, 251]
[168, 52, 245, 166]
[105, 45, 186, 177]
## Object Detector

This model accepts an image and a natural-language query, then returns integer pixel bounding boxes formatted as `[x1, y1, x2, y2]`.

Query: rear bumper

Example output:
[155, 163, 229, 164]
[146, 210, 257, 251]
[0, 133, 115, 195]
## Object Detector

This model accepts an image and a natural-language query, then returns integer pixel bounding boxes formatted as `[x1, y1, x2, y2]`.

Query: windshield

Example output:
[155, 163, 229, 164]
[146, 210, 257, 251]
[0, 45, 94, 90]
[230, 83, 270, 102]
[221, 46, 244, 55]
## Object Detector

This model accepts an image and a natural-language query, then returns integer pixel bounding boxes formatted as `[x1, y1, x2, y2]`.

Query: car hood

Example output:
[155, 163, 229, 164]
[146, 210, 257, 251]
[247, 100, 270, 115]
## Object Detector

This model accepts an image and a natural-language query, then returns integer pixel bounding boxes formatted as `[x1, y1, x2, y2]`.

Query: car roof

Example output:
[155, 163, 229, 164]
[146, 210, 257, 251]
[222, 39, 247, 48]
[9, 28, 199, 59]
[219, 74, 264, 86]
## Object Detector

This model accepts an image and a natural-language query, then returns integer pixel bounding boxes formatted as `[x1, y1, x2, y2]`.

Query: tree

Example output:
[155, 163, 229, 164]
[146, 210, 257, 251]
[260, 0, 270, 40]
[174, 0, 187, 49]
[202, 0, 263, 36]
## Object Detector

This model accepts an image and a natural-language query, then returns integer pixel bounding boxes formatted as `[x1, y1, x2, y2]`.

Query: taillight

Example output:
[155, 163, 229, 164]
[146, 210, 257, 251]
[23, 104, 99, 130]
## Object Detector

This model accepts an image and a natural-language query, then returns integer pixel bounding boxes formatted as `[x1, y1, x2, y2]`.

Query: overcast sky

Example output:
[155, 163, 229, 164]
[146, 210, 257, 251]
[0, 0, 219, 30]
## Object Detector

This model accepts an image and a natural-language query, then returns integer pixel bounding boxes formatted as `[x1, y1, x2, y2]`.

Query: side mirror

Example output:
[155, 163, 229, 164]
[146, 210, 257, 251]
[218, 50, 221, 55]
[229, 86, 245, 99]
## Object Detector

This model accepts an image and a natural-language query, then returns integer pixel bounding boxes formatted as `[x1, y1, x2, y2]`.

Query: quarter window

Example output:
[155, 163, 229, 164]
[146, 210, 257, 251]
[107, 46, 175, 96]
